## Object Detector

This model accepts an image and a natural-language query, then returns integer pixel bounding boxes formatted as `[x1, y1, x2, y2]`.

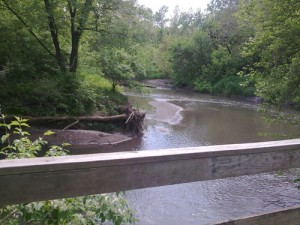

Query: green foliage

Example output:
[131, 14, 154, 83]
[0, 114, 68, 159]
[154, 5, 169, 42]
[166, 3, 254, 96]
[1, 0, 299, 117]
[0, 194, 136, 225]
[79, 72, 128, 116]
[203, 48, 244, 83]
[237, 0, 300, 108]
[101, 49, 136, 92]
[133, 45, 159, 80]
[169, 31, 213, 87]
[0, 72, 97, 116]
[0, 114, 136, 225]
[211, 76, 254, 97]
[0, 0, 143, 117]
[168, 29, 253, 97]
[193, 77, 212, 93]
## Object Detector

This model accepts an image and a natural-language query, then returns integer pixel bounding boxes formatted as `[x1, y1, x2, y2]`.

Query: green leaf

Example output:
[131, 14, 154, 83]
[21, 123, 30, 128]
[14, 116, 21, 122]
[10, 121, 19, 126]
[62, 142, 71, 147]
[22, 131, 31, 136]
[44, 130, 55, 136]
[1, 133, 10, 143]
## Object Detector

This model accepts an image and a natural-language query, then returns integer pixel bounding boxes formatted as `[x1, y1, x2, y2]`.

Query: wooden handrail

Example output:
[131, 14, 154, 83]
[0, 139, 300, 207]
[215, 205, 300, 225]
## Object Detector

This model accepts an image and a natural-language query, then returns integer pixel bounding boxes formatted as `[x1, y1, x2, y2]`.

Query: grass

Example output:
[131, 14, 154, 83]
[79, 72, 127, 116]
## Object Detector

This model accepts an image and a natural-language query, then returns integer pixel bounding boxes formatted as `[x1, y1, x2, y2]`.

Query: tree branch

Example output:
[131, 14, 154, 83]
[2, 0, 56, 60]
[63, 119, 79, 131]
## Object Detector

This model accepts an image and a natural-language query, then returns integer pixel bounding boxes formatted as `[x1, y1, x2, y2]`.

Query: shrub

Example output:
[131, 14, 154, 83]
[193, 77, 212, 93]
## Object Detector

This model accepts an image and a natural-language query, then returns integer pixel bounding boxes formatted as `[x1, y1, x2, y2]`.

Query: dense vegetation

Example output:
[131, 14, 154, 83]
[151, 0, 300, 107]
[1, 0, 299, 115]
[0, 0, 151, 116]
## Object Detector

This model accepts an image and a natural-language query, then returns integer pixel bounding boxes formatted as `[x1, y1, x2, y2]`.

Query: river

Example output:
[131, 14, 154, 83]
[78, 86, 300, 224]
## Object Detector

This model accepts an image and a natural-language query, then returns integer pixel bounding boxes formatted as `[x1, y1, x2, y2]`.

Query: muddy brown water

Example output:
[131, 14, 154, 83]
[75, 87, 300, 225]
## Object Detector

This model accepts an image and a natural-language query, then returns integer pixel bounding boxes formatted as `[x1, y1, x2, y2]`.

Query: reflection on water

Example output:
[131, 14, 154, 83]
[121, 88, 300, 225]
[121, 88, 300, 151]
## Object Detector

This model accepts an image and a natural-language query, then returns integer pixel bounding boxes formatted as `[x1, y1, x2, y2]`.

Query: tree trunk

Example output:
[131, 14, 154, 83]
[69, 33, 80, 73]
[68, 0, 92, 74]
[44, 0, 66, 73]
[112, 82, 117, 92]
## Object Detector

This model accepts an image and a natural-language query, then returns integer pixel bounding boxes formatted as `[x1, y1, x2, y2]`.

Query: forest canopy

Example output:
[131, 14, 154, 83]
[0, 0, 299, 116]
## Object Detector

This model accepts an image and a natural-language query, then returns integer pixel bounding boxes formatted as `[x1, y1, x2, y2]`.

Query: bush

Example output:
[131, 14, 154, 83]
[193, 77, 212, 93]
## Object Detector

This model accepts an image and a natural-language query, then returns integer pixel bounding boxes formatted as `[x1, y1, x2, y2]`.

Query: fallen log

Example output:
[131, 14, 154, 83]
[19, 114, 128, 122]
[5, 108, 145, 135]
[2, 114, 128, 134]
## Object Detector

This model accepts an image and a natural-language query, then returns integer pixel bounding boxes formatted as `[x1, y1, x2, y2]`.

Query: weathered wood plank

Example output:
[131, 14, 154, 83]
[215, 205, 300, 225]
[0, 139, 300, 207]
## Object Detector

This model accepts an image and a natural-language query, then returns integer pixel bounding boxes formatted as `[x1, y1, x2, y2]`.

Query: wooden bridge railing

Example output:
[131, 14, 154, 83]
[1, 139, 300, 224]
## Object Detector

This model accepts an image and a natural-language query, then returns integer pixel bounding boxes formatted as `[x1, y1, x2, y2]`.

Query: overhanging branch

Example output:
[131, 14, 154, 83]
[2, 0, 56, 60]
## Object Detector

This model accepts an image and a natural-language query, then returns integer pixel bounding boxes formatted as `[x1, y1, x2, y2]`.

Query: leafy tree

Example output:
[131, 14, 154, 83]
[0, 0, 125, 74]
[101, 49, 135, 91]
[169, 31, 213, 87]
[0, 0, 139, 116]
[166, 0, 255, 95]
[237, 0, 300, 108]
[207, 0, 240, 12]
[205, 0, 245, 54]
[131, 5, 157, 44]
[169, 8, 204, 36]
[169, 5, 181, 35]
[154, 5, 169, 42]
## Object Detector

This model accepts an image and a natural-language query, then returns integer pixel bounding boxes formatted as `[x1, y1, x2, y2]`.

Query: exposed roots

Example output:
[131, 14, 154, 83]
[123, 105, 145, 136]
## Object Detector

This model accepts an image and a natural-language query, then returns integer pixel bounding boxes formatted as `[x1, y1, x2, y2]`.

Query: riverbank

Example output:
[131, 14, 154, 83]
[30, 129, 133, 146]
[25, 107, 145, 153]
[142, 79, 264, 105]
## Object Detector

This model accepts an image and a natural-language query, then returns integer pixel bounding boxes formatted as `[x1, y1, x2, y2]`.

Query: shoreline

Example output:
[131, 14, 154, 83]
[142, 79, 264, 105]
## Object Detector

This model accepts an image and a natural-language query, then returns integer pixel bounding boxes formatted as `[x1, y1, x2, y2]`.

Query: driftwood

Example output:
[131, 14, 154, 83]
[5, 106, 145, 135]
[124, 105, 145, 135]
